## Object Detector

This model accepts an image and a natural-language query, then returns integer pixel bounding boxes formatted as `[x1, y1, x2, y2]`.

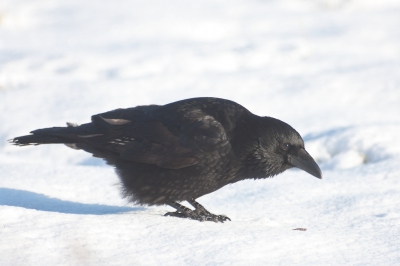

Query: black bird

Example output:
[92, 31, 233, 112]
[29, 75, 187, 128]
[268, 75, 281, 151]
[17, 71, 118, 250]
[10, 97, 321, 222]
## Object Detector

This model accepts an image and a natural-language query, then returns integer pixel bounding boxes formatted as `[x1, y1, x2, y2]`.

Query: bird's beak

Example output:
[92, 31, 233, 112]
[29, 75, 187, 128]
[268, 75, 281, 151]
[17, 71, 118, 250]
[288, 148, 322, 179]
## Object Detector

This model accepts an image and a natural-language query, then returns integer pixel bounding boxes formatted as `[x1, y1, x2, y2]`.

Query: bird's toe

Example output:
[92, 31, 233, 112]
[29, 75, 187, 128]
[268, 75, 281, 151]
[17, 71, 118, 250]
[164, 211, 187, 218]
[218, 215, 231, 222]
[203, 214, 231, 223]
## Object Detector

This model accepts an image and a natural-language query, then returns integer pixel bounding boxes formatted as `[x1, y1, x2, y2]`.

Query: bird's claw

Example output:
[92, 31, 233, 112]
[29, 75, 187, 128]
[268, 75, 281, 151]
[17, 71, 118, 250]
[164, 211, 230, 223]
[166, 201, 231, 223]
[164, 212, 187, 218]
[202, 214, 230, 223]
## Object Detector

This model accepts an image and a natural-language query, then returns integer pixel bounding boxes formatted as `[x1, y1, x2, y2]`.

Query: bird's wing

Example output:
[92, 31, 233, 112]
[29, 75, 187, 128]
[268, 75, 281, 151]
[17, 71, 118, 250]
[85, 106, 231, 169]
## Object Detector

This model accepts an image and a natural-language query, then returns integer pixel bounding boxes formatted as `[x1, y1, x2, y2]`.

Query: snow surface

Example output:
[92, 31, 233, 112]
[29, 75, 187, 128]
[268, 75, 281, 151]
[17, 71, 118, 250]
[1, 0, 400, 265]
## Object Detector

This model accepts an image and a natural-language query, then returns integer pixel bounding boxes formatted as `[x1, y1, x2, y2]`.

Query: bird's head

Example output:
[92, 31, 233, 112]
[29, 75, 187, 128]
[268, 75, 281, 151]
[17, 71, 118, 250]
[241, 116, 322, 179]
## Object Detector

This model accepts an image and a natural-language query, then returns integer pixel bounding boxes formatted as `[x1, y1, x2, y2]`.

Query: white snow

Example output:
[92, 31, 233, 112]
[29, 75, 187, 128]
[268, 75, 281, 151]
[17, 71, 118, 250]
[1, 0, 400, 265]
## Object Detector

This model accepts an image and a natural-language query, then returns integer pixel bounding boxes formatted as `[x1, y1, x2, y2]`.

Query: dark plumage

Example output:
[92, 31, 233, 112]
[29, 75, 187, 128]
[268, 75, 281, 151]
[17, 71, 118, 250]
[10, 97, 322, 222]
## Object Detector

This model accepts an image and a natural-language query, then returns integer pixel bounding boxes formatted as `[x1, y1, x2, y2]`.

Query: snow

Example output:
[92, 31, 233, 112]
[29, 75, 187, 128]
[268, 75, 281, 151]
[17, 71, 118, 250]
[1, 0, 400, 265]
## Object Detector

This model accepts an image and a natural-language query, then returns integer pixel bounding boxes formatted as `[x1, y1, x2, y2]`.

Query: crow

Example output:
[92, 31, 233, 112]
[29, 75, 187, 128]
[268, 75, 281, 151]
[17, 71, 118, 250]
[10, 97, 321, 222]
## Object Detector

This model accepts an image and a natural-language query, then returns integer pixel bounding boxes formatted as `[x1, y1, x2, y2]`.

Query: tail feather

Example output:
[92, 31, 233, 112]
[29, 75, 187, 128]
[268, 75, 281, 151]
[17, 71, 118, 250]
[10, 122, 118, 165]
[9, 123, 119, 166]
[10, 125, 82, 146]
[10, 122, 104, 147]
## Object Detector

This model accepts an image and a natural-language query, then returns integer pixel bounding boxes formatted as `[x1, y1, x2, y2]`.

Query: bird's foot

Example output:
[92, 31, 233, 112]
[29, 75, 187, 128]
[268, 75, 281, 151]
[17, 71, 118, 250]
[164, 211, 230, 223]
[199, 213, 231, 223]
[166, 201, 230, 223]
[164, 211, 188, 219]
[188, 199, 230, 222]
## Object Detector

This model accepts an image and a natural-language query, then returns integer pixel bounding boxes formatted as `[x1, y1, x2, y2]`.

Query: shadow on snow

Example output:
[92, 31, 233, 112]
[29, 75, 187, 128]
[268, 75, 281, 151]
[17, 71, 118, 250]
[0, 188, 143, 215]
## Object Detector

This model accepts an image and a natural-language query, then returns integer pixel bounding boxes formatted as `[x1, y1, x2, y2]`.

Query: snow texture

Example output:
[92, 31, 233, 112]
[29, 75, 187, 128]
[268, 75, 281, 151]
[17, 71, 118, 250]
[1, 0, 400, 265]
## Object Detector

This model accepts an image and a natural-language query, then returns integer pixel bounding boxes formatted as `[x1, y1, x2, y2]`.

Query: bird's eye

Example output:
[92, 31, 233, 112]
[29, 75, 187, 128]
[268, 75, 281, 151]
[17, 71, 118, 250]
[281, 143, 290, 151]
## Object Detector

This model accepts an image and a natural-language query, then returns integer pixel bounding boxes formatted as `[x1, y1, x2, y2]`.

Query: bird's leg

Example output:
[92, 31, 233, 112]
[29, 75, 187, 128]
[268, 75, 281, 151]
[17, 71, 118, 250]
[164, 202, 202, 221]
[164, 201, 230, 222]
[188, 199, 231, 223]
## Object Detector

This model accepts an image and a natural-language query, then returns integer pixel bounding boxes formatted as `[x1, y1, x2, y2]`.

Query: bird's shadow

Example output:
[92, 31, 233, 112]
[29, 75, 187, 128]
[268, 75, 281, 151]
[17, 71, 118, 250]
[0, 188, 143, 215]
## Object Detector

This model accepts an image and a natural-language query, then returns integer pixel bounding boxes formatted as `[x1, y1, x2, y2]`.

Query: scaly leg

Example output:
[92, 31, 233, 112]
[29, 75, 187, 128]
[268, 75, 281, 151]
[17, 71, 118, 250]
[164, 200, 230, 223]
[188, 199, 231, 223]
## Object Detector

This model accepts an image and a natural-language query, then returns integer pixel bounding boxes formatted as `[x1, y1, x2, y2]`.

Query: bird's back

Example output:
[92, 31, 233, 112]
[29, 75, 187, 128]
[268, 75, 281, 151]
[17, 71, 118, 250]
[11, 98, 251, 205]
